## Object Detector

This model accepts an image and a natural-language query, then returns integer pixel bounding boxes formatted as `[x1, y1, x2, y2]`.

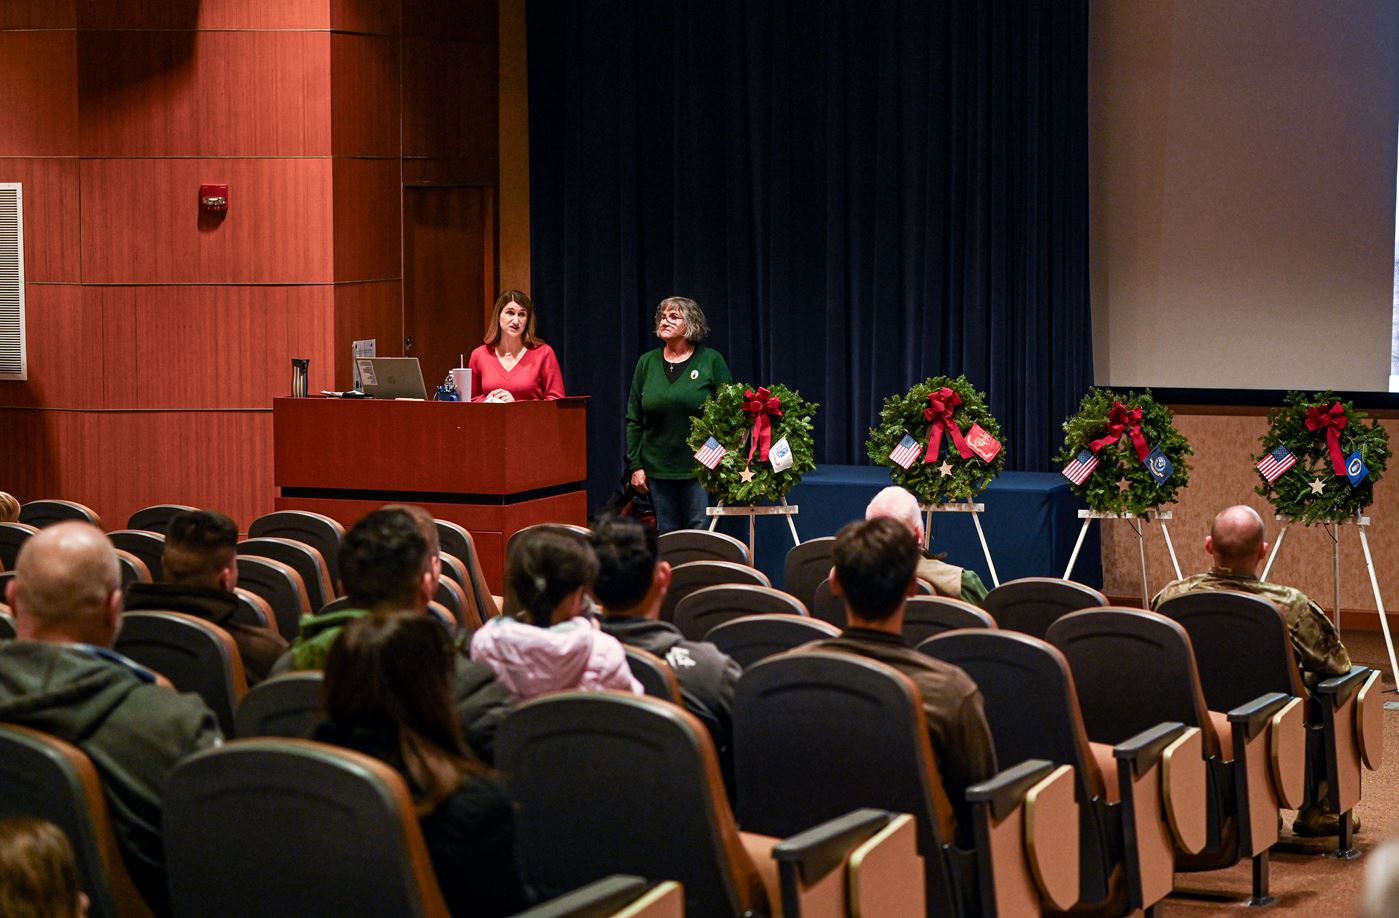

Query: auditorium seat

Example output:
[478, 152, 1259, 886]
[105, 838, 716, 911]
[498, 692, 908, 917]
[657, 528, 749, 566]
[248, 510, 345, 592]
[1047, 608, 1291, 905]
[232, 587, 275, 629]
[0, 607, 14, 639]
[438, 550, 468, 592]
[903, 596, 996, 646]
[435, 519, 500, 619]
[734, 651, 1079, 917]
[512, 876, 683, 918]
[164, 739, 451, 918]
[20, 498, 103, 529]
[703, 614, 839, 669]
[114, 611, 247, 735]
[235, 556, 312, 642]
[983, 577, 1108, 638]
[922, 629, 1184, 914]
[127, 504, 199, 535]
[0, 723, 156, 918]
[623, 646, 682, 702]
[811, 574, 932, 629]
[0, 521, 37, 571]
[0, 571, 13, 603]
[434, 576, 476, 630]
[505, 522, 591, 565]
[671, 582, 806, 641]
[234, 671, 326, 739]
[112, 549, 153, 586]
[1158, 590, 1378, 857]
[783, 536, 837, 610]
[238, 536, 335, 612]
[659, 561, 771, 624]
[107, 530, 166, 582]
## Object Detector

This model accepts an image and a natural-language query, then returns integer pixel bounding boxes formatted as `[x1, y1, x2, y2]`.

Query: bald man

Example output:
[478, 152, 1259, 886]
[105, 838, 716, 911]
[865, 486, 988, 606]
[1150, 505, 1351, 684]
[0, 522, 221, 915]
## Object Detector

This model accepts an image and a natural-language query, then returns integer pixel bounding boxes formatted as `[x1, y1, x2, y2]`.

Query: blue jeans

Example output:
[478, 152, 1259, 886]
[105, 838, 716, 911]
[649, 477, 710, 533]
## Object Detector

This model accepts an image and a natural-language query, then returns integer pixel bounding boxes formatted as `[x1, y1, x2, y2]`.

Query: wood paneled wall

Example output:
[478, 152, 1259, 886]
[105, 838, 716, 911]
[0, 0, 502, 532]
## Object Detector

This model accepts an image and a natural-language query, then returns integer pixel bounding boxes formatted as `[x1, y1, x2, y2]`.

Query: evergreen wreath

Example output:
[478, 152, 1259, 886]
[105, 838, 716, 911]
[866, 375, 1006, 503]
[689, 382, 819, 504]
[1056, 388, 1193, 514]
[1254, 391, 1389, 523]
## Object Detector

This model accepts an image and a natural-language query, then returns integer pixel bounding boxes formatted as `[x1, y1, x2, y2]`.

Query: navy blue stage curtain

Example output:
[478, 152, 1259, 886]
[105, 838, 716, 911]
[528, 0, 1093, 510]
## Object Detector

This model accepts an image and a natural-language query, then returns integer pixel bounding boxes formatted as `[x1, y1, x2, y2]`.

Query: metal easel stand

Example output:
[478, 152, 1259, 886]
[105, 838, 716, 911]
[1063, 509, 1181, 609]
[706, 498, 800, 567]
[920, 499, 1000, 588]
[1261, 514, 1399, 692]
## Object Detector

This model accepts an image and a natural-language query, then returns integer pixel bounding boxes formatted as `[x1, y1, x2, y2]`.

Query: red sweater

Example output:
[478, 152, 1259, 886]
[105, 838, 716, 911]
[468, 343, 565, 401]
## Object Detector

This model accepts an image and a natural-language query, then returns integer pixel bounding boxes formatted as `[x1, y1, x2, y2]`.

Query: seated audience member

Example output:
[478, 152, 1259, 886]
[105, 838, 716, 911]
[471, 528, 641, 699]
[0, 491, 18, 523]
[865, 486, 988, 606]
[0, 818, 88, 918]
[1151, 504, 1351, 686]
[590, 515, 740, 759]
[281, 507, 512, 762]
[1151, 503, 1354, 837]
[124, 509, 287, 685]
[317, 613, 532, 917]
[1360, 837, 1399, 918]
[795, 516, 996, 846]
[0, 523, 221, 914]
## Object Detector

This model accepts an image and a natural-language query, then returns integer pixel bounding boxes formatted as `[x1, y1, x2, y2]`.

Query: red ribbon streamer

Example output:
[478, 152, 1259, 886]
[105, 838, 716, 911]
[1305, 401, 1349, 477]
[742, 387, 783, 464]
[922, 387, 974, 463]
[1088, 402, 1150, 463]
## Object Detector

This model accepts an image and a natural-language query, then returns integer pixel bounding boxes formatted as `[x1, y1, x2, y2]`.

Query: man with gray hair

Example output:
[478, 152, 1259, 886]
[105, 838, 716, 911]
[0, 522, 222, 914]
[865, 485, 988, 606]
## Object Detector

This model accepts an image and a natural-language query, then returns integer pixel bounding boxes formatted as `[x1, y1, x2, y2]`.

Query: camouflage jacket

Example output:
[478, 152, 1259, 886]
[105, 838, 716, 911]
[1151, 569, 1351, 681]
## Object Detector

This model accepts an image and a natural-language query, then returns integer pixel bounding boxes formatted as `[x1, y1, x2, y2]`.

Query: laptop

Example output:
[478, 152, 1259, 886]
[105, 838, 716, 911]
[355, 357, 429, 400]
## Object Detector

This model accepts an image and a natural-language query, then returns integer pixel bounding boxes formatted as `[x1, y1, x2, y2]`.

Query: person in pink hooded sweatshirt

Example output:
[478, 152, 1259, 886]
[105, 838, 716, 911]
[470, 528, 641, 699]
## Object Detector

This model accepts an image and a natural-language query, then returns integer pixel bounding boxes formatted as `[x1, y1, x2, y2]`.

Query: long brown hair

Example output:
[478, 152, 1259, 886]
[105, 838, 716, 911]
[323, 613, 486, 811]
[484, 290, 543, 348]
[0, 818, 84, 918]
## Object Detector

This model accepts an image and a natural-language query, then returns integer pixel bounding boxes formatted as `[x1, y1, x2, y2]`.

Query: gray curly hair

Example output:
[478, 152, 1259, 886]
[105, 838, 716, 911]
[654, 296, 710, 344]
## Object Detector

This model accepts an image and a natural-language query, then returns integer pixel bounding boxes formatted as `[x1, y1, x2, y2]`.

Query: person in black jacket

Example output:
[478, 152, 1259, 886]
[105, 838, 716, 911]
[590, 516, 741, 765]
[316, 612, 531, 917]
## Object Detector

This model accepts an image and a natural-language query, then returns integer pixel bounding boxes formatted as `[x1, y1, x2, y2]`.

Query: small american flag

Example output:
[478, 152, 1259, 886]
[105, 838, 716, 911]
[888, 434, 921, 469]
[694, 436, 727, 469]
[1062, 449, 1100, 486]
[1256, 444, 1296, 484]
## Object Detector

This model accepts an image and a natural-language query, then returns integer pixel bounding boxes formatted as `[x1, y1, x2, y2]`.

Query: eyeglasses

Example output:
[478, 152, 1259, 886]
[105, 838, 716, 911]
[658, 313, 684, 323]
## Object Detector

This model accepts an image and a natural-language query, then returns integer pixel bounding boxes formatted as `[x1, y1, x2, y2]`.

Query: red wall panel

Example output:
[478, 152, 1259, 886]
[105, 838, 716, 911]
[0, 285, 101, 410]
[78, 30, 332, 157]
[332, 281, 404, 390]
[0, 31, 78, 156]
[92, 285, 335, 410]
[78, 0, 328, 30]
[80, 158, 335, 284]
[332, 157, 402, 282]
[0, 1, 76, 29]
[330, 34, 401, 158]
[3, 158, 81, 283]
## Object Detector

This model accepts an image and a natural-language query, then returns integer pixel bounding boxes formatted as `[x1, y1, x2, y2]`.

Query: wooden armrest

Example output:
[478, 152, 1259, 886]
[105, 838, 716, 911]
[966, 758, 1056, 820]
[1270, 696, 1307, 810]
[1113, 721, 1187, 777]
[1227, 692, 1291, 740]
[969, 760, 1080, 914]
[1356, 669, 1384, 771]
[1226, 693, 1294, 856]
[1316, 666, 1370, 705]
[612, 881, 683, 918]
[848, 814, 925, 918]
[510, 875, 649, 917]
[1115, 724, 1201, 913]
[771, 808, 893, 886]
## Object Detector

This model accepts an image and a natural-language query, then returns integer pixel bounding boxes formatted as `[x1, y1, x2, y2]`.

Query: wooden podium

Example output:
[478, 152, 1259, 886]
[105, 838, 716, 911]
[272, 397, 588, 592]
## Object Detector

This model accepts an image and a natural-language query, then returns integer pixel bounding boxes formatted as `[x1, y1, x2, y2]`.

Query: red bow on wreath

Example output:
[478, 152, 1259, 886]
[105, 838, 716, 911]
[1305, 401, 1349, 477]
[922, 387, 974, 463]
[1088, 402, 1150, 463]
[742, 387, 783, 464]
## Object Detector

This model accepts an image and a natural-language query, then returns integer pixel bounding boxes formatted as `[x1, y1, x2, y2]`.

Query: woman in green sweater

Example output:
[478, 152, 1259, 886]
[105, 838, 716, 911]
[626, 297, 731, 532]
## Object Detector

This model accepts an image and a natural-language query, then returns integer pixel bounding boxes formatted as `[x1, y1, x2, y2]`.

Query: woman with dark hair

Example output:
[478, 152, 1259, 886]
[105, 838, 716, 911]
[625, 296, 731, 532]
[470, 529, 640, 699]
[316, 613, 532, 917]
[467, 290, 566, 402]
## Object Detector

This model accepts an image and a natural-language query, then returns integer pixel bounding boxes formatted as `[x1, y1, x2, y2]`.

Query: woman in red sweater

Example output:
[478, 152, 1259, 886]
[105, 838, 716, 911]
[467, 290, 566, 402]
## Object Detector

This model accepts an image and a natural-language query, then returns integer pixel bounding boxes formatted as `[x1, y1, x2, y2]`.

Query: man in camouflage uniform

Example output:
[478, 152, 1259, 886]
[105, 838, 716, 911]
[1151, 504, 1353, 836]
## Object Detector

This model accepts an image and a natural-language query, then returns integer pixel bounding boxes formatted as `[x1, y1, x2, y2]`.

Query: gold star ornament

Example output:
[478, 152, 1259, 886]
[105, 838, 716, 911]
[1117, 478, 1131, 493]
[1309, 477, 1326, 495]
[937, 461, 954, 477]
[739, 468, 756, 483]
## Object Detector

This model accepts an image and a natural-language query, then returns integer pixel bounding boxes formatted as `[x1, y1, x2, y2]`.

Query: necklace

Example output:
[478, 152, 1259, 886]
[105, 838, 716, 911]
[664, 348, 693, 364]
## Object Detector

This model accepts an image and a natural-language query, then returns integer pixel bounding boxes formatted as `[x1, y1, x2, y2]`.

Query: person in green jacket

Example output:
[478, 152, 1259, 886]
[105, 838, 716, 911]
[626, 296, 731, 532]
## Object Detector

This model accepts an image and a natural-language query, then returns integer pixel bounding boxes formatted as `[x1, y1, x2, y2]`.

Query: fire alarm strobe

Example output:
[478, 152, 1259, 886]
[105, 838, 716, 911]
[200, 184, 228, 212]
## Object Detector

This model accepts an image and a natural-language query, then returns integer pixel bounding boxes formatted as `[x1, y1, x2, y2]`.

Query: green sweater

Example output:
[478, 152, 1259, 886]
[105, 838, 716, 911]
[626, 346, 732, 479]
